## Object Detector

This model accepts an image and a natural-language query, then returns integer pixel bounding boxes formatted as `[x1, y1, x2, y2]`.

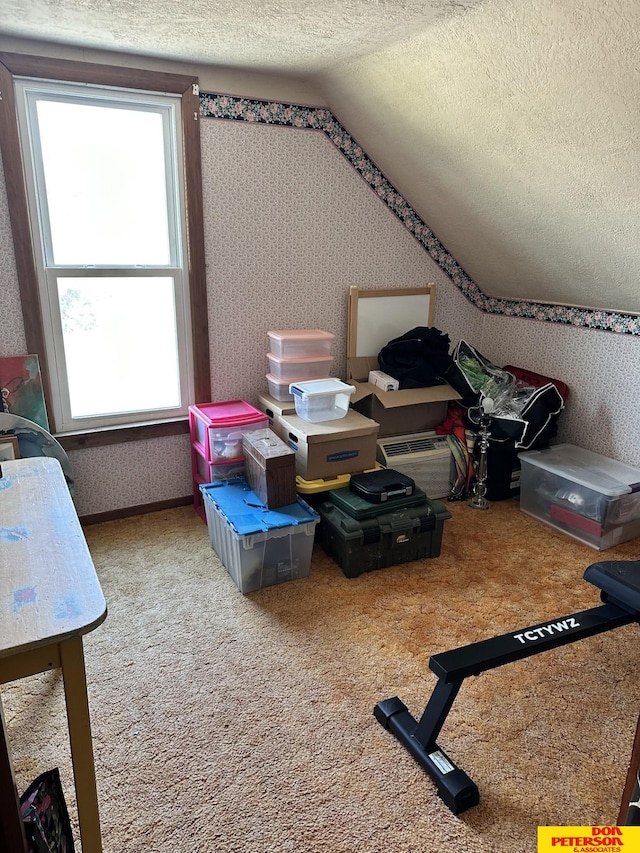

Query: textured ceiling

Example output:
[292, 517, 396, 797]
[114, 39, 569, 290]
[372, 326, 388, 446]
[0, 0, 485, 72]
[2, 0, 638, 316]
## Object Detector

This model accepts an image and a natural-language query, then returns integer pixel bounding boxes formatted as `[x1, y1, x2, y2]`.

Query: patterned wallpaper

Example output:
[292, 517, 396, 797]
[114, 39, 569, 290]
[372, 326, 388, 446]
[0, 149, 27, 355]
[201, 94, 640, 337]
[199, 120, 454, 404]
[1, 95, 639, 517]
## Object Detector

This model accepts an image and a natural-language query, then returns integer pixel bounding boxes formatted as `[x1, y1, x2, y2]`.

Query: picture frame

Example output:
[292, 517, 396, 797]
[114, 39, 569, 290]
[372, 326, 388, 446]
[0, 436, 20, 461]
[0, 354, 49, 431]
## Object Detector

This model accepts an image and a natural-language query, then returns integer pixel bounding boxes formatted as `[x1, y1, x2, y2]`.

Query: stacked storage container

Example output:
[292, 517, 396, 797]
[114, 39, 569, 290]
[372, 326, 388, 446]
[189, 400, 268, 521]
[265, 329, 335, 401]
[200, 478, 319, 594]
[260, 329, 381, 541]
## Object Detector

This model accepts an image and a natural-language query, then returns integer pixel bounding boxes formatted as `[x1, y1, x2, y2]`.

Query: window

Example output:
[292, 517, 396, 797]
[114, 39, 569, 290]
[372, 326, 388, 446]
[0, 54, 210, 444]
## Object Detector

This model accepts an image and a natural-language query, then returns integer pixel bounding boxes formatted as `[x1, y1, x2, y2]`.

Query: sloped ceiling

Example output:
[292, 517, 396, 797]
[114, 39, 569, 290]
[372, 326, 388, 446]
[0, 0, 487, 71]
[1, 0, 638, 314]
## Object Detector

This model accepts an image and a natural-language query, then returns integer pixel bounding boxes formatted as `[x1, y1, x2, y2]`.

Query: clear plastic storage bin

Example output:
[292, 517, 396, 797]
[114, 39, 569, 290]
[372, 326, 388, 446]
[289, 378, 355, 422]
[519, 443, 640, 550]
[266, 373, 295, 402]
[189, 400, 268, 461]
[200, 478, 319, 594]
[266, 352, 333, 382]
[267, 329, 335, 359]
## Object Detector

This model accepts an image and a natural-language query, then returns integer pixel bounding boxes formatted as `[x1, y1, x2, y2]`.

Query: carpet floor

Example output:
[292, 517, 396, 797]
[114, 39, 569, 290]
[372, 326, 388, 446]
[2, 495, 639, 852]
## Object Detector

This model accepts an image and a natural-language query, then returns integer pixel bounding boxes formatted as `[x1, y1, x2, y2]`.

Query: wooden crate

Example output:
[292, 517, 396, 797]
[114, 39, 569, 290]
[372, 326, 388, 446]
[242, 428, 297, 508]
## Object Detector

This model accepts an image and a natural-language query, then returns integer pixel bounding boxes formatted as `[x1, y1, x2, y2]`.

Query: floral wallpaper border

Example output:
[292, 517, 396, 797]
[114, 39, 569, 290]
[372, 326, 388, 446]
[200, 93, 640, 337]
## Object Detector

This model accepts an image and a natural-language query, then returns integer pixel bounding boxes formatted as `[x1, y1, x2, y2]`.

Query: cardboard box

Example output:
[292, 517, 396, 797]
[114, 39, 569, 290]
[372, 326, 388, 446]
[242, 427, 297, 508]
[278, 409, 379, 480]
[256, 393, 296, 431]
[347, 286, 460, 437]
[349, 356, 460, 437]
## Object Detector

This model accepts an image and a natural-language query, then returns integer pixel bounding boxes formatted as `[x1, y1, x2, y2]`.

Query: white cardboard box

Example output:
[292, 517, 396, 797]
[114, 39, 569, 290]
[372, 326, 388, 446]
[368, 369, 399, 392]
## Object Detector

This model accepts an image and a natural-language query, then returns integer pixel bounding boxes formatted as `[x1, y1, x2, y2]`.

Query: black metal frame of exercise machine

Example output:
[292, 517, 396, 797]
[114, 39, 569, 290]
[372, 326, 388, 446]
[374, 560, 640, 814]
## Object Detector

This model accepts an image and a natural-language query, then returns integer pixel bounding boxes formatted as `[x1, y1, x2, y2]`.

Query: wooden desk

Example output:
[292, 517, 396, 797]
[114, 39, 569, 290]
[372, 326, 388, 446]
[0, 457, 107, 852]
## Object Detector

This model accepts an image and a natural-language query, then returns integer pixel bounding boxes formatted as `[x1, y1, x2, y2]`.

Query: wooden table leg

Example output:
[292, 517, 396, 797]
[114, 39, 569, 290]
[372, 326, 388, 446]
[618, 711, 640, 825]
[59, 636, 103, 853]
[0, 692, 29, 853]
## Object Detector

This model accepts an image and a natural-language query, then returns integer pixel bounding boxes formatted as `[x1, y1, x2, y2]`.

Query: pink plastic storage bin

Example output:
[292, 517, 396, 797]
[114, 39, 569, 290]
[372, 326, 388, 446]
[189, 401, 268, 462]
[267, 329, 335, 359]
[266, 352, 333, 382]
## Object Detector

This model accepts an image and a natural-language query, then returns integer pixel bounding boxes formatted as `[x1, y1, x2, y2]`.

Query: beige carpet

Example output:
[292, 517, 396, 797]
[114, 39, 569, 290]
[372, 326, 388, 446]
[2, 496, 639, 852]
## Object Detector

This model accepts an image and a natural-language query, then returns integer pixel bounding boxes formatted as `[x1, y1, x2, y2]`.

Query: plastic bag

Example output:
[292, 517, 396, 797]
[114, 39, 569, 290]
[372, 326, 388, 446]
[446, 340, 565, 449]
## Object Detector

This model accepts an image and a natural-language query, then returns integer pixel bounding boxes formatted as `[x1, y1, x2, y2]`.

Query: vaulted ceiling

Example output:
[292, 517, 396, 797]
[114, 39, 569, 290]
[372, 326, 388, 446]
[0, 0, 486, 72]
[2, 0, 638, 315]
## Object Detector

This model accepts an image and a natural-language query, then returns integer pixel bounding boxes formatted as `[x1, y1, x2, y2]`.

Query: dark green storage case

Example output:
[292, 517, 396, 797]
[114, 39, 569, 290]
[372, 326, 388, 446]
[328, 484, 428, 519]
[319, 496, 451, 578]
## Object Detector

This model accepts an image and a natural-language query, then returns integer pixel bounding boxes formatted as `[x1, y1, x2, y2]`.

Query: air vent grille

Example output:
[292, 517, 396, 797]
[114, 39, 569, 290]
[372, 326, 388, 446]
[376, 431, 453, 500]
[381, 435, 450, 457]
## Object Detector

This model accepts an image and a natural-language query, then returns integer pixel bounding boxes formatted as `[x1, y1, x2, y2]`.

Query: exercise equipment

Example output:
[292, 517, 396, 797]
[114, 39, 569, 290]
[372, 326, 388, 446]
[374, 560, 640, 814]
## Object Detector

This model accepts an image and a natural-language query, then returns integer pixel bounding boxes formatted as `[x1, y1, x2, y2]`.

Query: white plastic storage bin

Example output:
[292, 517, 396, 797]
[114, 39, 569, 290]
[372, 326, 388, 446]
[267, 329, 335, 359]
[519, 443, 640, 550]
[200, 478, 319, 594]
[266, 352, 333, 382]
[289, 378, 355, 422]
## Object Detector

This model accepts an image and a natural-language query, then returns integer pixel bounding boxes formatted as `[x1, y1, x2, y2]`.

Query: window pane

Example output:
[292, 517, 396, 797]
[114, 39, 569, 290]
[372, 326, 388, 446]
[58, 277, 181, 418]
[35, 99, 172, 266]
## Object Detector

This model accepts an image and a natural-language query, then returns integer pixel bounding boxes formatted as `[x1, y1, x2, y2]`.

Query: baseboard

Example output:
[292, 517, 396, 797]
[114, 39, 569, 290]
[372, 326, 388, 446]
[80, 495, 193, 525]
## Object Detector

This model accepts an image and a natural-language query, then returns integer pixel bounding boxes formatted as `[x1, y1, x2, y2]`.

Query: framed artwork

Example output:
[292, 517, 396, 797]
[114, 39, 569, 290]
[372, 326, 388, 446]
[0, 355, 49, 431]
[0, 436, 20, 461]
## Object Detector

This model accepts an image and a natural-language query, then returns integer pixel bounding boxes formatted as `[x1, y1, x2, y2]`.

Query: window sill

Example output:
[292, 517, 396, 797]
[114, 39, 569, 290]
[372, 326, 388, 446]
[56, 418, 190, 452]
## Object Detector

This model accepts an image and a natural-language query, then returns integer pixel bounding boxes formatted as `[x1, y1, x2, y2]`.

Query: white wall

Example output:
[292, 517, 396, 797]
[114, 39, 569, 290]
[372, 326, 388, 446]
[313, 0, 640, 314]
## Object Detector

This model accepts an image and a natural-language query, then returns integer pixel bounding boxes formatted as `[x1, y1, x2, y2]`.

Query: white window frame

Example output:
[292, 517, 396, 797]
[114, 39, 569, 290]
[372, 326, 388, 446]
[14, 78, 195, 433]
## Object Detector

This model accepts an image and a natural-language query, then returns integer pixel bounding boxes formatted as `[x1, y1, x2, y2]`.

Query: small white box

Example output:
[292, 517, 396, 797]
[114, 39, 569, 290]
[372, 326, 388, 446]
[519, 443, 640, 550]
[289, 378, 355, 422]
[368, 370, 399, 392]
